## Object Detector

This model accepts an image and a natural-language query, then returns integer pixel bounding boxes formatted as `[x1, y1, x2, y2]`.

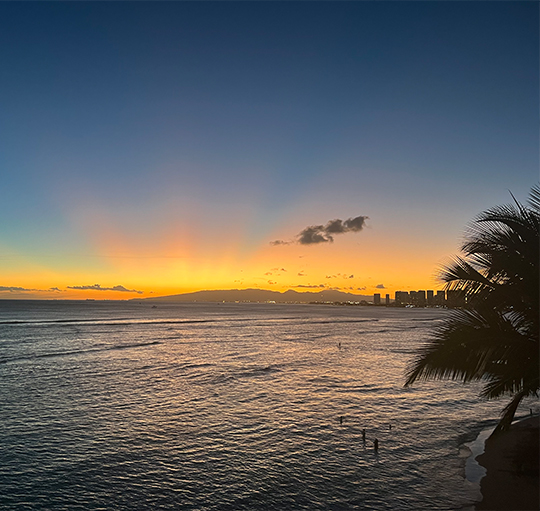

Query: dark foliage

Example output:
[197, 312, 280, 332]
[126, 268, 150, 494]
[405, 185, 539, 434]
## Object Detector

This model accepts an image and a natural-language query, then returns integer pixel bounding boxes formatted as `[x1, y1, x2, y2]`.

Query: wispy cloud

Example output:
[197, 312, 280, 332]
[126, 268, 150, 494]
[0, 286, 38, 292]
[271, 216, 368, 246]
[0, 286, 63, 293]
[292, 284, 326, 289]
[325, 273, 355, 279]
[67, 284, 143, 294]
[265, 268, 287, 276]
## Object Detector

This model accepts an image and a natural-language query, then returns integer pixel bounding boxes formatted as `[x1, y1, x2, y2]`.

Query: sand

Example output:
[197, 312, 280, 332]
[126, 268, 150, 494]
[475, 415, 539, 511]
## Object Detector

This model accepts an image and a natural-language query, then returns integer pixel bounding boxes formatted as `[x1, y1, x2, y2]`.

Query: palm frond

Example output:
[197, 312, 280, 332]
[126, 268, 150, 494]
[405, 309, 531, 387]
[405, 185, 540, 433]
[527, 183, 540, 213]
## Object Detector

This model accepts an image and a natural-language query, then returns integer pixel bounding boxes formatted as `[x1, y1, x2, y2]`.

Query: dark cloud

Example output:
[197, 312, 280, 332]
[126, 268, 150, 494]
[348, 275, 354, 279]
[0, 286, 38, 292]
[67, 284, 143, 294]
[0, 286, 63, 293]
[344, 216, 367, 231]
[298, 225, 329, 245]
[293, 284, 326, 289]
[375, 284, 386, 289]
[324, 219, 346, 234]
[298, 271, 306, 276]
[271, 216, 368, 246]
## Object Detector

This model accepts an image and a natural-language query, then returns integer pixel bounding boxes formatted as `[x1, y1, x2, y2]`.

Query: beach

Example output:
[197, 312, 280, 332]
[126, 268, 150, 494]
[475, 416, 539, 510]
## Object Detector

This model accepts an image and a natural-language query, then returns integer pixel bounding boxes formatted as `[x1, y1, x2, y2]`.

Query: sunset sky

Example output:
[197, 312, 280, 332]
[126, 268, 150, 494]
[1, 2, 538, 300]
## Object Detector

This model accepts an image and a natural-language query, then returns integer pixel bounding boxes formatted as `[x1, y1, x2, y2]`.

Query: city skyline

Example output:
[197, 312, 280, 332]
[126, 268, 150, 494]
[1, 2, 537, 300]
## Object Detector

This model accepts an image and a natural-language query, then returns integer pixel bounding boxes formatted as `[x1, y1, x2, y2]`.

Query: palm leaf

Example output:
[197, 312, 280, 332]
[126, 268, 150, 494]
[405, 184, 539, 434]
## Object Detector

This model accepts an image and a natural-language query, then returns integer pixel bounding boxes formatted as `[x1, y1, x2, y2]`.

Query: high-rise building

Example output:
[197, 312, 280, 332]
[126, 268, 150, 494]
[395, 291, 409, 305]
[385, 294, 390, 305]
[374, 293, 381, 305]
[436, 290, 446, 305]
[426, 290, 434, 306]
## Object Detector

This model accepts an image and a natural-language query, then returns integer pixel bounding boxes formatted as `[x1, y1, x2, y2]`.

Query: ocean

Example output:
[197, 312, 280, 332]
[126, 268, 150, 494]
[0, 300, 536, 510]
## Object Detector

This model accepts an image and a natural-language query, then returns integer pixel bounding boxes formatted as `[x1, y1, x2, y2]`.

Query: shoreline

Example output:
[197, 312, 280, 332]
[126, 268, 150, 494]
[472, 415, 539, 510]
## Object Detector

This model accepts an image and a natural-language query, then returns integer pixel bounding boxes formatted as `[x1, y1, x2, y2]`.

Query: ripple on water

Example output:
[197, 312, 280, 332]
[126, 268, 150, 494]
[1, 302, 537, 510]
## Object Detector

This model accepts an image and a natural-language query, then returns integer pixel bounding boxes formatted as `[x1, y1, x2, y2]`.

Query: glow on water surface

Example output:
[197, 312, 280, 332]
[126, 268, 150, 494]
[0, 301, 535, 510]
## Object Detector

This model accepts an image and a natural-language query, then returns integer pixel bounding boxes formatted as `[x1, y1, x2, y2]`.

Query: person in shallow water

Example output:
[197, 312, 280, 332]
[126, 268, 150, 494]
[374, 438, 379, 450]
[362, 429, 366, 441]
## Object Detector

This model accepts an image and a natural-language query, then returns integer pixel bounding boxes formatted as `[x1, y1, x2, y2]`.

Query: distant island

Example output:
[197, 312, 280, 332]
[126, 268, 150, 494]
[134, 288, 374, 304]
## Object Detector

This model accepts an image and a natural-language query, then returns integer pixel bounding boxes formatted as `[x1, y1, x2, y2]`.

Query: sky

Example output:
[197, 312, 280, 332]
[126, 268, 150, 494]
[0, 1, 538, 300]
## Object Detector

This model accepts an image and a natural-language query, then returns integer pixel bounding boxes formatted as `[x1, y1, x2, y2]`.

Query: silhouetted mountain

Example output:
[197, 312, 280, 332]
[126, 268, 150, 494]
[138, 288, 373, 303]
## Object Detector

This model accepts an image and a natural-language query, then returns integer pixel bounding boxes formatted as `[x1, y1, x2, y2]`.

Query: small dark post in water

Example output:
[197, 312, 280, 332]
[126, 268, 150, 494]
[530, 408, 533, 416]
[362, 429, 366, 441]
[374, 438, 379, 451]
[338, 342, 342, 349]
[339, 416, 343, 425]
[389, 424, 392, 430]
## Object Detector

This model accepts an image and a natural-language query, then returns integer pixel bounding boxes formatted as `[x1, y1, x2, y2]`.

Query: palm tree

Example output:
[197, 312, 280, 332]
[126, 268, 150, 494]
[405, 184, 539, 435]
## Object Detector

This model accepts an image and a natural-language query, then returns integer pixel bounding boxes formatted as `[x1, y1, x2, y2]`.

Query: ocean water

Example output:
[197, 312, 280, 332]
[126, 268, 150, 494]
[0, 300, 536, 510]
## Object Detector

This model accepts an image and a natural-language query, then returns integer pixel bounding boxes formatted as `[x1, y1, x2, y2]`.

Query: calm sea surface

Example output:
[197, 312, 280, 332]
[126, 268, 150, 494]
[0, 300, 536, 510]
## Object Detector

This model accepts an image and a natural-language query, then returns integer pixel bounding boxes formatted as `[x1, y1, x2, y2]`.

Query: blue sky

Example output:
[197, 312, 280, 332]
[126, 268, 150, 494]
[0, 1, 538, 298]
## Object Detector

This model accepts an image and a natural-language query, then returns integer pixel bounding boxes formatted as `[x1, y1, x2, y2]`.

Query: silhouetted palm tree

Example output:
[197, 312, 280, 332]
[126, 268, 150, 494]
[405, 184, 539, 435]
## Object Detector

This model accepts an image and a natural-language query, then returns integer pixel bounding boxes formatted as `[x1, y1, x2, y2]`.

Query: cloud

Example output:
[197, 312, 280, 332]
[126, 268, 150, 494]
[67, 284, 143, 294]
[298, 225, 329, 245]
[0, 286, 64, 293]
[293, 284, 326, 289]
[298, 271, 306, 276]
[375, 284, 386, 289]
[0, 286, 38, 292]
[266, 268, 287, 277]
[271, 216, 368, 246]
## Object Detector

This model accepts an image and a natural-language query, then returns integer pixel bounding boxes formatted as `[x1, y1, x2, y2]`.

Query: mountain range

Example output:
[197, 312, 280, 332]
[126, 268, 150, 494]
[137, 288, 374, 303]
